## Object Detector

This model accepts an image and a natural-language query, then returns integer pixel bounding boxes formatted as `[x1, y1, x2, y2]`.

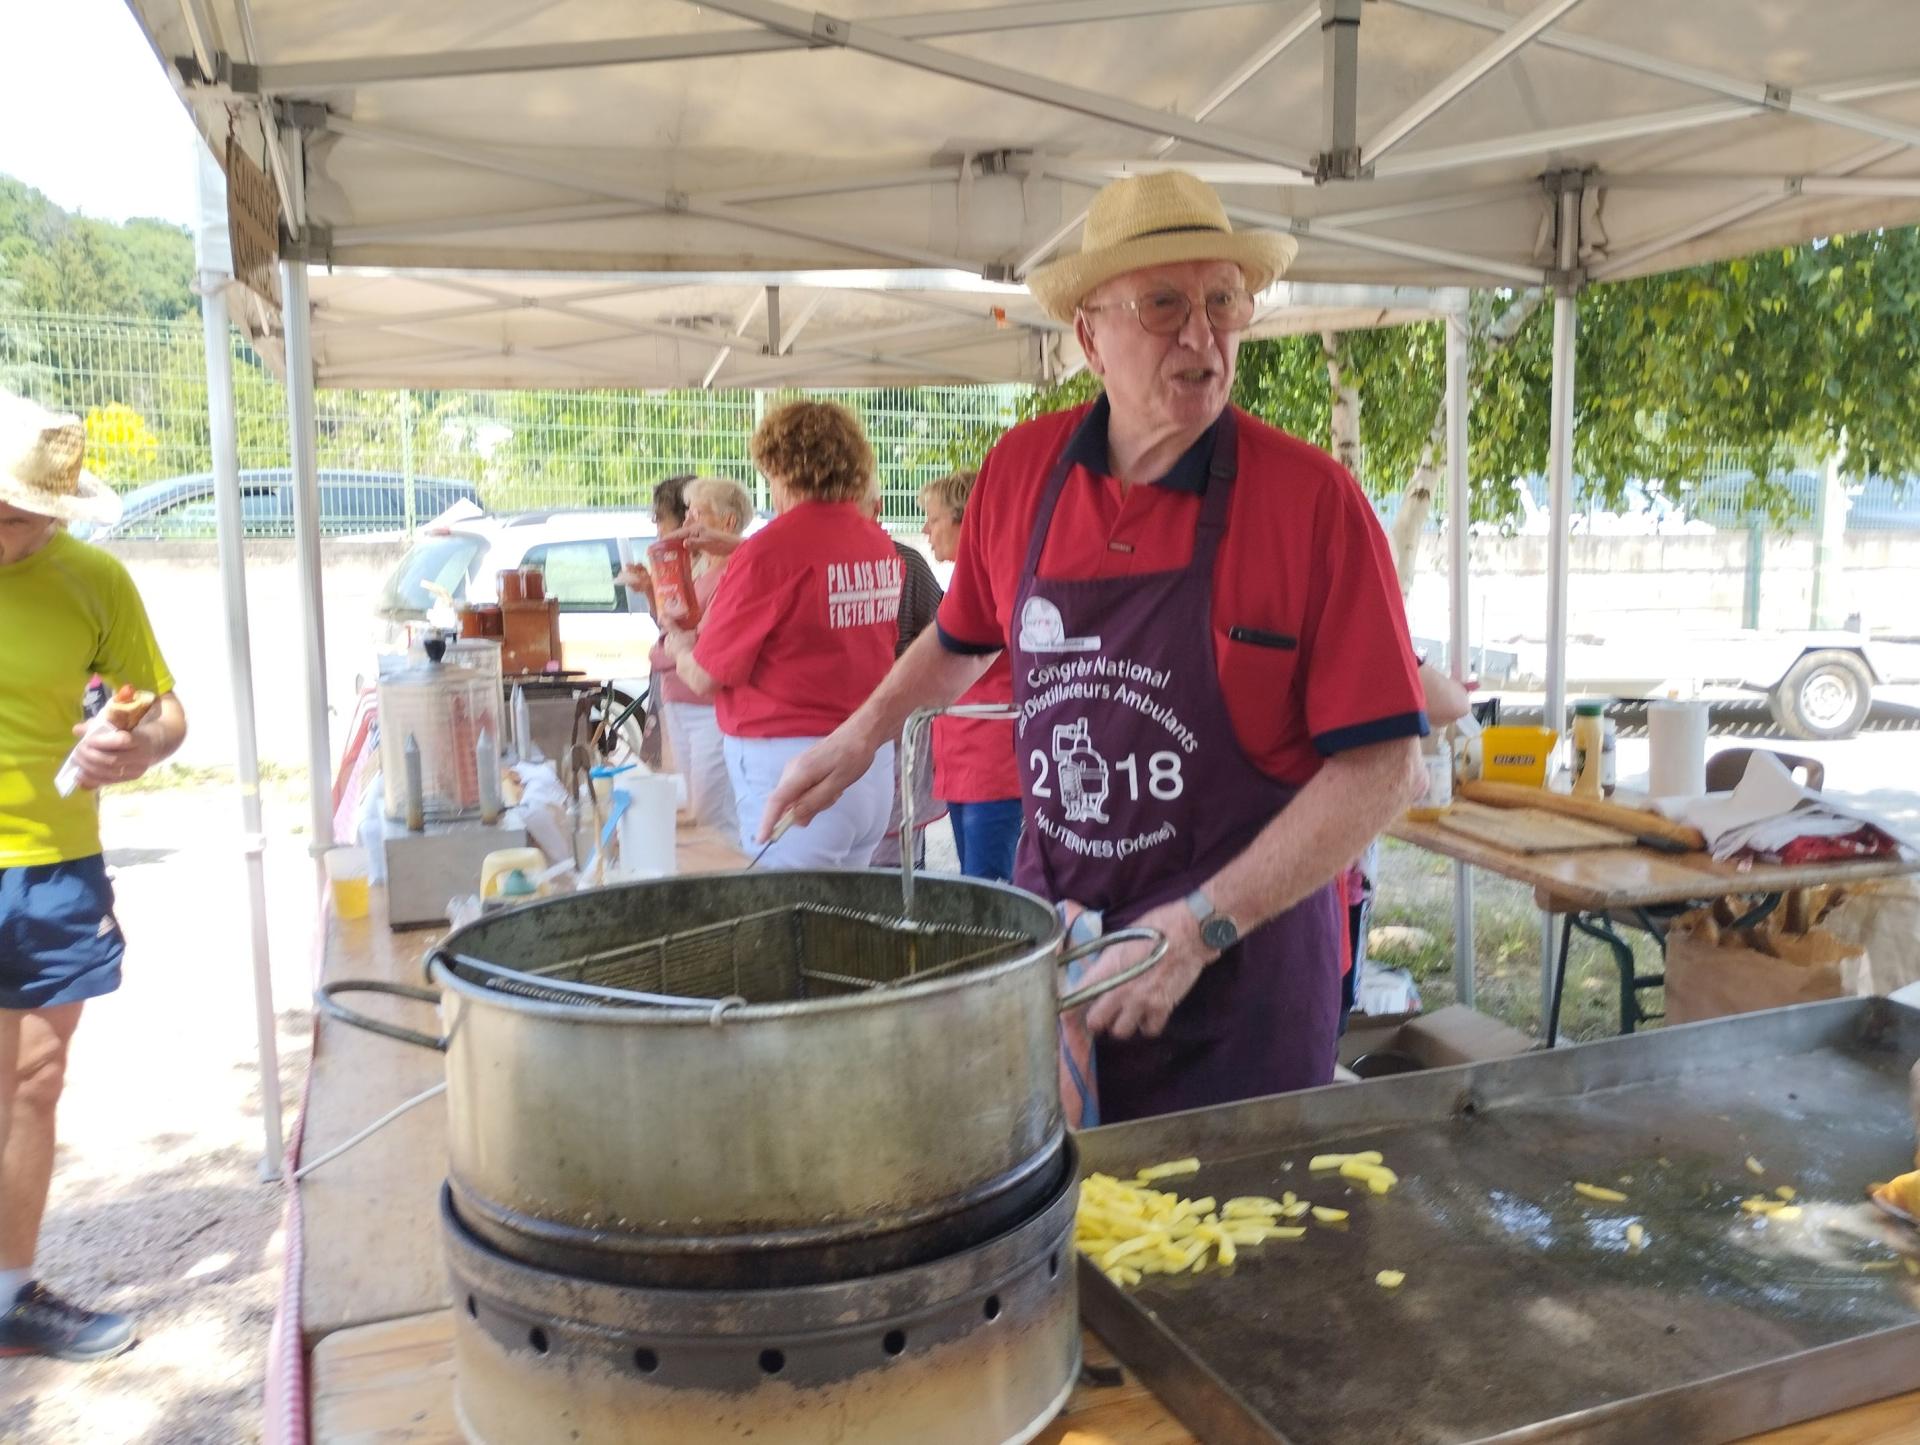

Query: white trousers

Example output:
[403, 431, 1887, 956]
[662, 700, 738, 841]
[723, 735, 896, 869]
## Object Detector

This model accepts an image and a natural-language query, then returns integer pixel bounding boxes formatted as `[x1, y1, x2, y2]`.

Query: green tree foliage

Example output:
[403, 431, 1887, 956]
[0, 176, 195, 320]
[960, 228, 1920, 527]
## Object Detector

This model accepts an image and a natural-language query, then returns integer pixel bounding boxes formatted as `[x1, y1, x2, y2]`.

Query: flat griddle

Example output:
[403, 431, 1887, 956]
[1076, 998, 1920, 1445]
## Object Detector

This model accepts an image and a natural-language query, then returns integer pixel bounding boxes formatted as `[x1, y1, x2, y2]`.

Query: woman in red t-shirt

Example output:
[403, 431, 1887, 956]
[671, 402, 903, 867]
[919, 470, 1022, 881]
[646, 477, 752, 839]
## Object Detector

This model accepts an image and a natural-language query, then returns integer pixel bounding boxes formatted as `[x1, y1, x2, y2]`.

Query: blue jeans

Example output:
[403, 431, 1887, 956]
[948, 799, 1023, 882]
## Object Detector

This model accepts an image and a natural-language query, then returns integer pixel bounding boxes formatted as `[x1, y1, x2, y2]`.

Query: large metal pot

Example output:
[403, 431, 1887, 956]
[321, 870, 1161, 1287]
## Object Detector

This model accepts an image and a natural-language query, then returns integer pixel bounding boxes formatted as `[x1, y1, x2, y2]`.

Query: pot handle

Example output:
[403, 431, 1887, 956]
[316, 979, 449, 1052]
[1055, 927, 1169, 1014]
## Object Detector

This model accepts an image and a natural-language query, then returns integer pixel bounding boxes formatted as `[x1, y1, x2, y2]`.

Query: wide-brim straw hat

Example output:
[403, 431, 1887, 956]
[1028, 170, 1299, 323]
[0, 392, 122, 526]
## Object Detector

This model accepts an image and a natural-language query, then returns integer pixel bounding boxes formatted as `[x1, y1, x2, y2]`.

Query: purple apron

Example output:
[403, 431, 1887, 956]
[1011, 409, 1345, 1122]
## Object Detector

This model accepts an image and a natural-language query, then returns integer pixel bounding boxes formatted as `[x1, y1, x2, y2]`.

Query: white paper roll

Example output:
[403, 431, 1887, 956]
[1647, 701, 1709, 800]
[614, 773, 681, 878]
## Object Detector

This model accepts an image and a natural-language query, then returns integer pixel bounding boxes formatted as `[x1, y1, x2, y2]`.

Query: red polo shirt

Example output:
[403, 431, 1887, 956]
[694, 501, 902, 739]
[933, 651, 1019, 803]
[936, 398, 1426, 786]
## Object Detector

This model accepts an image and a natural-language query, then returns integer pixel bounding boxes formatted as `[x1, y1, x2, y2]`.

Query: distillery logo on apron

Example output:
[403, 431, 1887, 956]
[1017, 597, 1100, 653]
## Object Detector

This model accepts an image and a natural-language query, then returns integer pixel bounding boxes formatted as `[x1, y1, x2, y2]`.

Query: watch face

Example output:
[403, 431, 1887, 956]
[1201, 915, 1239, 951]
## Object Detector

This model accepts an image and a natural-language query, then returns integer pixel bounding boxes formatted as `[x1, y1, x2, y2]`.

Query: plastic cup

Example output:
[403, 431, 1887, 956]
[324, 846, 372, 920]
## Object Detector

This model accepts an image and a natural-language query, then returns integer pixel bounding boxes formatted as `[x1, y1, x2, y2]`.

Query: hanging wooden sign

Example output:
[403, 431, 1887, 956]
[226, 133, 282, 309]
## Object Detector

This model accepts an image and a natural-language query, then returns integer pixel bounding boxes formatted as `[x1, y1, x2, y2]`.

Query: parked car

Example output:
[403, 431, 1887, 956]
[81, 469, 481, 541]
[378, 508, 665, 683]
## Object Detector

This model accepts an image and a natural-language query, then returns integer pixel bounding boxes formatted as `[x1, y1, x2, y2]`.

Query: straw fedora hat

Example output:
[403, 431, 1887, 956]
[1028, 170, 1298, 323]
[0, 393, 122, 526]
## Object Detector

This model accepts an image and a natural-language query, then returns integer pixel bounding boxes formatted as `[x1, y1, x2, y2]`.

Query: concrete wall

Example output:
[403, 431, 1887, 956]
[106, 531, 1920, 776]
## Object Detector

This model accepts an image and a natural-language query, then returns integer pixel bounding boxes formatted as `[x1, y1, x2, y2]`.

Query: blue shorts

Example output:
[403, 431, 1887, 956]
[0, 857, 125, 1011]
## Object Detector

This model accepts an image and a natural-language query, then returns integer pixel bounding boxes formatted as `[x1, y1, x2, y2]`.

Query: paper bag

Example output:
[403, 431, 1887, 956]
[1664, 915, 1858, 1024]
[1818, 878, 1920, 996]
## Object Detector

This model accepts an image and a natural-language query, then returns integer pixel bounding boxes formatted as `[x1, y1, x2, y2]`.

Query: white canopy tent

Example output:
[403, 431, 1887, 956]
[120, 1, 1920, 1124]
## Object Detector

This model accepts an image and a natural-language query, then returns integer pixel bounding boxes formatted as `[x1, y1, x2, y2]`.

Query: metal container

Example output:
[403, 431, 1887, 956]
[442, 1143, 1081, 1445]
[376, 659, 504, 823]
[321, 871, 1161, 1287]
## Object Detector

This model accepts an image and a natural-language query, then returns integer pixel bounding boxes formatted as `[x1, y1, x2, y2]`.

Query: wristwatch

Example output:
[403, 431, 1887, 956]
[1184, 888, 1240, 952]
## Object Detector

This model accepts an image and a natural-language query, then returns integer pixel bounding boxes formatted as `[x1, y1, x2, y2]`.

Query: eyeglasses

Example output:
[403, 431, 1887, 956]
[1079, 285, 1255, 336]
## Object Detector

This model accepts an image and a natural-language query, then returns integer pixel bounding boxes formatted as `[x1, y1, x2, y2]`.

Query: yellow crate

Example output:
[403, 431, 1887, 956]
[1479, 725, 1558, 786]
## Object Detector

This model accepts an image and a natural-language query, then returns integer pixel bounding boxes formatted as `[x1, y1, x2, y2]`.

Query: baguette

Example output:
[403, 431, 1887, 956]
[1456, 780, 1707, 850]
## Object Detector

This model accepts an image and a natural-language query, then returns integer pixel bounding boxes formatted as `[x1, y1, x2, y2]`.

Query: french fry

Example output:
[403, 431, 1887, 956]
[1376, 1270, 1406, 1289]
[1311, 1150, 1383, 1171]
[1224, 1197, 1285, 1218]
[1134, 1157, 1202, 1183]
[1312, 1207, 1349, 1223]
[1574, 1182, 1629, 1203]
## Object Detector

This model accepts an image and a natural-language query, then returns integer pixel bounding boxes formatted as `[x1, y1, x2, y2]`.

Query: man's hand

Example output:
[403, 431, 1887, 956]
[69, 716, 163, 790]
[760, 726, 881, 841]
[1073, 896, 1215, 1040]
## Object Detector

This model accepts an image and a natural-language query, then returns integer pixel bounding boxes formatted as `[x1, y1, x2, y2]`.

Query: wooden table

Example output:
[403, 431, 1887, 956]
[1387, 815, 1917, 914]
[307, 1308, 1920, 1444]
[1386, 815, 1919, 1041]
[298, 820, 747, 1347]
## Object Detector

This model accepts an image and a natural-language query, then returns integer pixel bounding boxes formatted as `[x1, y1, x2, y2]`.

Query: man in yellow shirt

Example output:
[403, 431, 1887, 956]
[0, 395, 186, 1362]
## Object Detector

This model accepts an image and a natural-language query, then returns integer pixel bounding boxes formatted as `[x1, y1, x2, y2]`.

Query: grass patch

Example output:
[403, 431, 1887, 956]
[1370, 839, 1667, 1044]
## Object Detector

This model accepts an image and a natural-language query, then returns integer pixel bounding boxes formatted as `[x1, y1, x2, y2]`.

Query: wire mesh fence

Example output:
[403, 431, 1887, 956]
[0, 310, 1021, 537]
[6, 309, 1913, 539]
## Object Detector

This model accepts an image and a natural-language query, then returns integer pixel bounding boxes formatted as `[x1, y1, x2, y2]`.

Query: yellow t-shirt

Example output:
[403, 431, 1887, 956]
[0, 532, 175, 866]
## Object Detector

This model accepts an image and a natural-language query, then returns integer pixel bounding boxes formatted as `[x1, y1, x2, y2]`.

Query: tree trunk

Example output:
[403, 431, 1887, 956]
[1322, 331, 1364, 482]
[1383, 293, 1548, 595]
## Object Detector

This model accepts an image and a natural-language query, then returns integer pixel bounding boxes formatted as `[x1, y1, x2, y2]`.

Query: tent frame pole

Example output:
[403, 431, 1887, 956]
[1539, 172, 1583, 1033]
[1444, 297, 1475, 1009]
[200, 259, 285, 1182]
[280, 259, 334, 859]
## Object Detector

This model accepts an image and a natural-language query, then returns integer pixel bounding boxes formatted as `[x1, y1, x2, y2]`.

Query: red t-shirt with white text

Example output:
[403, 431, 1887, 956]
[694, 501, 902, 738]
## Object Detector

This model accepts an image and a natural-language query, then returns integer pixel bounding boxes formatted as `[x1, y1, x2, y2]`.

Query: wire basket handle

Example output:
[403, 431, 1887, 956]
[898, 703, 1019, 914]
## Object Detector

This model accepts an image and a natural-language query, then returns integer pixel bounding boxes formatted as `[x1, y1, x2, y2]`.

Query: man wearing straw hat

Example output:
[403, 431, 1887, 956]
[0, 393, 186, 1360]
[766, 171, 1428, 1122]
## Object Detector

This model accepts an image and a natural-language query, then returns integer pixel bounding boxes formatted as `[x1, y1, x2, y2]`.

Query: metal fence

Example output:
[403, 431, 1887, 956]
[8, 309, 1914, 539]
[0, 310, 1021, 536]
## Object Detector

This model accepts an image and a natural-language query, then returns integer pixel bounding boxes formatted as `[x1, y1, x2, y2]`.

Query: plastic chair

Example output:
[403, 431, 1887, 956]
[1705, 748, 1825, 794]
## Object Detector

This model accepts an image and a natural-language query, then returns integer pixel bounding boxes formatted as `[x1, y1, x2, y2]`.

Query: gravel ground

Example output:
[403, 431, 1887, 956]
[0, 784, 316, 1445]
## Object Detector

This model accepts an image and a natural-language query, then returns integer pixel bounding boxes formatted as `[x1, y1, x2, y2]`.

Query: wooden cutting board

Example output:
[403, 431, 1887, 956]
[1435, 800, 1641, 853]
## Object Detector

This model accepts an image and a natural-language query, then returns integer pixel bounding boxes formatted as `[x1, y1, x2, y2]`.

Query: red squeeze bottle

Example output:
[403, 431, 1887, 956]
[646, 538, 702, 629]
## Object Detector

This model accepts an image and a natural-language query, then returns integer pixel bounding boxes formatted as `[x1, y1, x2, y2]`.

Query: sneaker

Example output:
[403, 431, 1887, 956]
[0, 1284, 135, 1362]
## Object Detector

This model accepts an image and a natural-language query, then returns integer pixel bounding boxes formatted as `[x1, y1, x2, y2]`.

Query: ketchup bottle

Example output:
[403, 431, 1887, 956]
[646, 538, 702, 629]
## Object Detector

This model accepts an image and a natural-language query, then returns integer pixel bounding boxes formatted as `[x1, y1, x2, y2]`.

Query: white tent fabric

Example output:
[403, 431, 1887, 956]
[215, 267, 1448, 390]
[135, 0, 1920, 320]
